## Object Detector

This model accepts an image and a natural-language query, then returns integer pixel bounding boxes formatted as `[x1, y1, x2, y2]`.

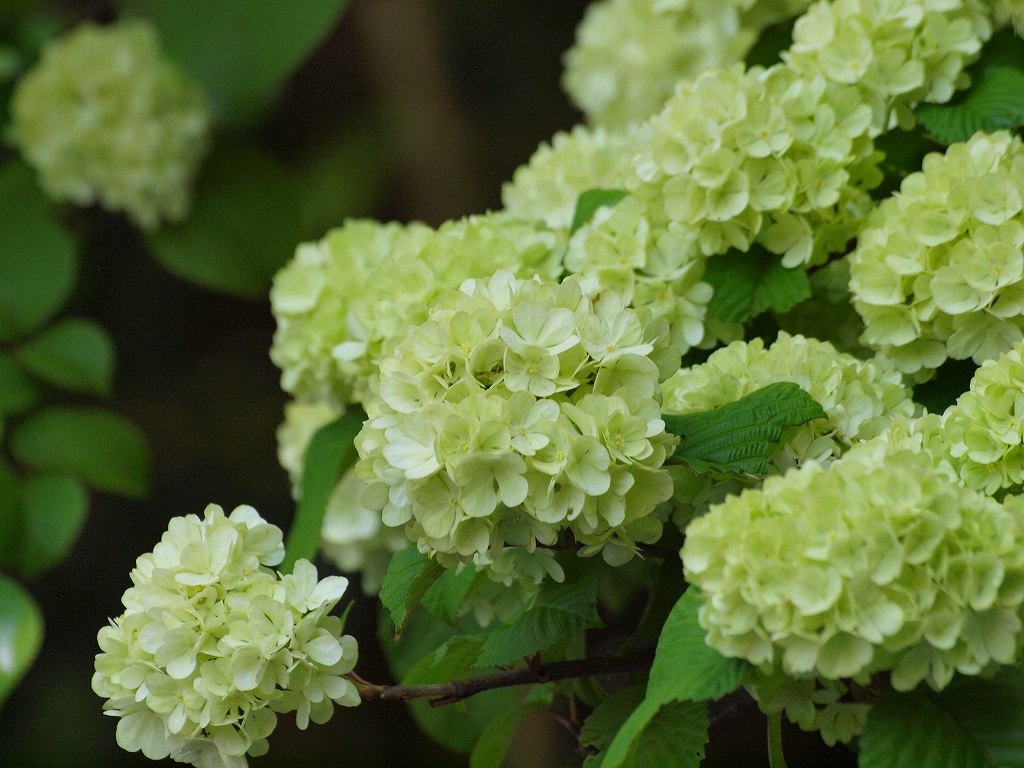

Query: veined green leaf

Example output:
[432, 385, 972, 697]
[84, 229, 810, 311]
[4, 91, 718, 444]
[15, 318, 115, 397]
[280, 409, 362, 572]
[664, 382, 826, 475]
[379, 546, 445, 640]
[703, 245, 810, 324]
[421, 565, 478, 625]
[570, 189, 629, 234]
[917, 66, 1024, 146]
[602, 698, 708, 768]
[0, 575, 43, 709]
[582, 687, 647, 767]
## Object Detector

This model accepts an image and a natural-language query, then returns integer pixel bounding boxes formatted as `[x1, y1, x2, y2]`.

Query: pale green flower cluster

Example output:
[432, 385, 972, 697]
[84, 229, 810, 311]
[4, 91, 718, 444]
[270, 214, 563, 406]
[561, 0, 811, 127]
[630, 63, 881, 267]
[564, 195, 721, 355]
[501, 124, 638, 230]
[746, 673, 871, 746]
[783, 0, 992, 132]
[355, 270, 679, 569]
[849, 131, 1024, 374]
[8, 21, 209, 230]
[92, 504, 359, 768]
[662, 332, 915, 470]
[683, 448, 1024, 698]
[276, 401, 407, 593]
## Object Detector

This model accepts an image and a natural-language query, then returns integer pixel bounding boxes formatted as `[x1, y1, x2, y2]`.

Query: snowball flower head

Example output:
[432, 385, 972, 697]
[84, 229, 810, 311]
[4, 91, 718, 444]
[683, 447, 1024, 693]
[92, 504, 359, 768]
[8, 21, 209, 229]
[850, 131, 1024, 375]
[355, 270, 679, 571]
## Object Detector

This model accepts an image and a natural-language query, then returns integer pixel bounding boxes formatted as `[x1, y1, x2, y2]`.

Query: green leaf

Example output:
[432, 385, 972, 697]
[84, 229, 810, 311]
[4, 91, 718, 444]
[664, 382, 827, 475]
[916, 66, 1024, 146]
[476, 572, 602, 668]
[16, 474, 88, 579]
[0, 462, 18, 570]
[469, 699, 550, 768]
[647, 590, 749, 705]
[9, 407, 150, 498]
[280, 409, 362, 572]
[122, 0, 348, 125]
[421, 565, 478, 624]
[0, 352, 38, 415]
[0, 161, 77, 341]
[0, 575, 43, 709]
[582, 686, 647, 765]
[14, 318, 115, 396]
[703, 246, 811, 324]
[380, 546, 445, 640]
[603, 698, 708, 768]
[570, 189, 629, 234]
[745, 17, 798, 69]
[146, 144, 304, 298]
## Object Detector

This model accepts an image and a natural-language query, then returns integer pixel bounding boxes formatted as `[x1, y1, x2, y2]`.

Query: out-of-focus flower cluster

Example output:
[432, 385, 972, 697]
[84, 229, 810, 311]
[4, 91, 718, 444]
[683, 447, 1024, 714]
[561, 0, 811, 128]
[355, 270, 679, 575]
[8, 21, 209, 230]
[270, 214, 563, 406]
[92, 505, 359, 768]
[630, 63, 881, 267]
[850, 131, 1024, 375]
[276, 401, 406, 594]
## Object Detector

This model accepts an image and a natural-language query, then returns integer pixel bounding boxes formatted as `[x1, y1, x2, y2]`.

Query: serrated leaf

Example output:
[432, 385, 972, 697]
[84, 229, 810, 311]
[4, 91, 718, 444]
[476, 572, 602, 668]
[603, 698, 708, 768]
[570, 189, 629, 234]
[0, 161, 77, 341]
[421, 565, 478, 624]
[0, 352, 37, 415]
[703, 245, 810, 324]
[0, 575, 43, 709]
[581, 687, 647, 760]
[16, 473, 88, 579]
[664, 382, 827, 475]
[146, 144, 304, 297]
[647, 590, 749, 705]
[9, 407, 150, 498]
[917, 66, 1024, 146]
[14, 318, 115, 396]
[380, 546, 445, 640]
[280, 409, 362, 572]
[469, 699, 550, 768]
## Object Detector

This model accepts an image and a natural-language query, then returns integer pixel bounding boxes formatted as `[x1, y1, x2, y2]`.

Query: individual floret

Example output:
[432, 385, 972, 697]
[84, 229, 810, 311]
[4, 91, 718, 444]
[8, 21, 209, 229]
[92, 504, 359, 768]
[355, 270, 679, 571]
[630, 63, 881, 267]
[849, 131, 1024, 374]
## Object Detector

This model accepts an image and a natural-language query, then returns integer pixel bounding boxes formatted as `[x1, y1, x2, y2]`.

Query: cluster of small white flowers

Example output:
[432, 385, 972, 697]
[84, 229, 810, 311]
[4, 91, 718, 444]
[629, 63, 881, 268]
[276, 401, 406, 593]
[355, 270, 679, 570]
[562, 0, 811, 127]
[8, 21, 209, 230]
[849, 131, 1024, 375]
[92, 505, 359, 768]
[662, 332, 915, 471]
[270, 213, 563, 406]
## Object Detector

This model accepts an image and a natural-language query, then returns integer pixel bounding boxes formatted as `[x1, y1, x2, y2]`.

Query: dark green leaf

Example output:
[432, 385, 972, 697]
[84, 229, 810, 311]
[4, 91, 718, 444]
[16, 473, 88, 579]
[602, 698, 708, 768]
[280, 410, 362, 572]
[647, 590, 749, 705]
[664, 382, 827, 475]
[146, 144, 304, 297]
[703, 245, 811, 324]
[476, 572, 602, 668]
[9, 407, 150, 498]
[14, 318, 115, 396]
[570, 189, 629, 234]
[0, 575, 43, 709]
[0, 352, 38, 415]
[582, 686, 647, 764]
[421, 565, 478, 624]
[122, 0, 348, 125]
[0, 462, 18, 570]
[745, 17, 798, 69]
[0, 162, 77, 341]
[380, 546, 445, 640]
[469, 699, 550, 768]
[917, 66, 1024, 146]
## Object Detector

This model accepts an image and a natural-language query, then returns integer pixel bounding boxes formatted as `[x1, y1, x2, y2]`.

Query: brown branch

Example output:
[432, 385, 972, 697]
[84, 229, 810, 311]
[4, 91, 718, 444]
[356, 650, 654, 708]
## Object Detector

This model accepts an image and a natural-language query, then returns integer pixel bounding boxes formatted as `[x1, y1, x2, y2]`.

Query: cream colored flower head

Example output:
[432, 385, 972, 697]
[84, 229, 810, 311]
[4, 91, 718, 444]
[92, 504, 359, 768]
[8, 21, 209, 230]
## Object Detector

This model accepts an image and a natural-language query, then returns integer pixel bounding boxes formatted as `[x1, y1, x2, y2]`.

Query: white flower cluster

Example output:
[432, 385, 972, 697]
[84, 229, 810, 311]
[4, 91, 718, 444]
[92, 505, 359, 768]
[850, 131, 1024, 375]
[276, 401, 406, 593]
[270, 213, 563, 406]
[355, 270, 679, 570]
[8, 21, 209, 230]
[629, 63, 881, 267]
